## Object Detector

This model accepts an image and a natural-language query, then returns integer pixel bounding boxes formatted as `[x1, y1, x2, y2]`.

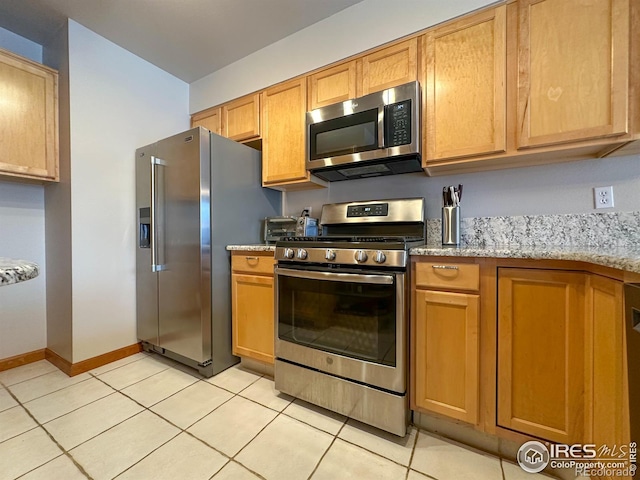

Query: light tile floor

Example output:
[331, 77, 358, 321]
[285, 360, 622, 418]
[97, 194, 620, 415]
[0, 354, 555, 479]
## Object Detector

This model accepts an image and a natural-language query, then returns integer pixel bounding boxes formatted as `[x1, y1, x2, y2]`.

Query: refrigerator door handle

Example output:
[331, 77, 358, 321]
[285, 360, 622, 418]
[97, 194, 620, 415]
[151, 156, 167, 272]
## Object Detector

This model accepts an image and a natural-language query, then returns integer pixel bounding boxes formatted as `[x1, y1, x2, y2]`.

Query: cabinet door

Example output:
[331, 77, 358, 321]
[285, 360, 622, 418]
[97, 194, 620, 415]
[307, 61, 357, 110]
[263, 78, 308, 185]
[414, 289, 479, 424]
[222, 93, 261, 142]
[361, 39, 418, 95]
[424, 6, 506, 161]
[586, 275, 628, 452]
[0, 49, 58, 181]
[517, 0, 629, 148]
[192, 107, 221, 136]
[231, 273, 274, 364]
[498, 268, 585, 443]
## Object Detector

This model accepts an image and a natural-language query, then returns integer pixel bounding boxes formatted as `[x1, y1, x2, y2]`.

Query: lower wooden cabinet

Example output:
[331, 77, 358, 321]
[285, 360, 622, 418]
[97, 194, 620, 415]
[412, 260, 480, 424]
[586, 275, 629, 452]
[414, 289, 479, 423]
[231, 252, 275, 364]
[497, 268, 586, 444]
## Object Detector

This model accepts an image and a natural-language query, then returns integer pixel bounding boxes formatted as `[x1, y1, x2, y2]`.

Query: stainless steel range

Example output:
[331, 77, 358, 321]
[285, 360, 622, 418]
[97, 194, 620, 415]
[274, 198, 425, 436]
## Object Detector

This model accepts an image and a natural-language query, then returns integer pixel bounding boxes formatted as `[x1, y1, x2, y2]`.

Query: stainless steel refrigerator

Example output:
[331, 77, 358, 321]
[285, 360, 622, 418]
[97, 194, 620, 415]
[135, 127, 281, 377]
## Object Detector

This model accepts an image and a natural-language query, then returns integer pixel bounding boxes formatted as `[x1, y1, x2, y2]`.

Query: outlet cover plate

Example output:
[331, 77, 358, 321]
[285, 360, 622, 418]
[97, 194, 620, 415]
[594, 186, 614, 209]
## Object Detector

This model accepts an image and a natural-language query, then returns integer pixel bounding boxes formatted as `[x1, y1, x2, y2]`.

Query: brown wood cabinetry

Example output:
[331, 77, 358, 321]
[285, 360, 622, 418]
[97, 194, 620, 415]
[231, 251, 276, 365]
[361, 39, 418, 96]
[423, 6, 506, 162]
[412, 261, 480, 424]
[517, 0, 630, 148]
[0, 48, 58, 182]
[307, 61, 357, 110]
[585, 275, 630, 455]
[191, 107, 221, 135]
[263, 78, 325, 190]
[497, 268, 586, 444]
[222, 93, 261, 142]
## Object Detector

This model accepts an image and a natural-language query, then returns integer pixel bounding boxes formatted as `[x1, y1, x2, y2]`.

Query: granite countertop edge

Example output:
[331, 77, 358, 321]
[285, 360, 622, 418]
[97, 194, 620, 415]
[226, 245, 276, 252]
[0, 258, 40, 286]
[410, 245, 640, 275]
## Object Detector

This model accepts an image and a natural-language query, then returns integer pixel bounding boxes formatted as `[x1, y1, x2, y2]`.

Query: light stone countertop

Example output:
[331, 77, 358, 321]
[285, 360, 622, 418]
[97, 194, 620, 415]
[226, 245, 276, 252]
[0, 258, 40, 286]
[225, 243, 640, 274]
[410, 244, 640, 275]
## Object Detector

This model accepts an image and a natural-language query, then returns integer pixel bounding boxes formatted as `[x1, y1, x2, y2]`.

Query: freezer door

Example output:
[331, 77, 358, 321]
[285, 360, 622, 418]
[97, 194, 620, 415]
[155, 128, 212, 363]
[135, 145, 159, 345]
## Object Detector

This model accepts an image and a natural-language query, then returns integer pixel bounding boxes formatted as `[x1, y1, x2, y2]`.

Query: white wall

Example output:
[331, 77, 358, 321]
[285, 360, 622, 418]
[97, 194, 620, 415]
[0, 28, 47, 359]
[67, 20, 189, 362]
[285, 154, 640, 220]
[190, 0, 495, 112]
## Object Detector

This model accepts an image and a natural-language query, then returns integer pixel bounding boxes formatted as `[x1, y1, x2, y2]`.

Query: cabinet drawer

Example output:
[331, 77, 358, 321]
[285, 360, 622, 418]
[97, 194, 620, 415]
[232, 253, 275, 275]
[415, 262, 479, 291]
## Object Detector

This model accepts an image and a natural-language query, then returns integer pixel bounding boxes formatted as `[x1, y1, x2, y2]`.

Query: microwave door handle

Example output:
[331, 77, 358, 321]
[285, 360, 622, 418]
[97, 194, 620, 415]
[378, 108, 385, 148]
[275, 267, 394, 285]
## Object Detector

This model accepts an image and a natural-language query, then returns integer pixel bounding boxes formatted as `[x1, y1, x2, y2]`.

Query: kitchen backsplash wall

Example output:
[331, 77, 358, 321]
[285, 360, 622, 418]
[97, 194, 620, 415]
[283, 154, 640, 224]
[425, 211, 640, 247]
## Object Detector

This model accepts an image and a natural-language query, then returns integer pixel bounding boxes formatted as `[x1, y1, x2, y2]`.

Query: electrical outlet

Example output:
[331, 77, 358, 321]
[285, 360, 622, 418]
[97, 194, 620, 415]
[594, 186, 614, 209]
[302, 206, 312, 215]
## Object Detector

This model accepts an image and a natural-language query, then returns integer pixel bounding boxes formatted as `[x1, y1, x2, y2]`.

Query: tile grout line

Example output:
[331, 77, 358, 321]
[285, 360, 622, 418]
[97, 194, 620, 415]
[90, 366, 272, 479]
[305, 415, 349, 479]
[403, 425, 420, 480]
[410, 428, 440, 480]
[1, 379, 94, 480]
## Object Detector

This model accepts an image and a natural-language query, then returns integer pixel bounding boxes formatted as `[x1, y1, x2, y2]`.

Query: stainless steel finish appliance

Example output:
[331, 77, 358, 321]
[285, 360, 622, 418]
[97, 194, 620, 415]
[274, 198, 425, 436]
[136, 127, 280, 377]
[306, 82, 421, 181]
[263, 216, 318, 244]
[625, 283, 640, 444]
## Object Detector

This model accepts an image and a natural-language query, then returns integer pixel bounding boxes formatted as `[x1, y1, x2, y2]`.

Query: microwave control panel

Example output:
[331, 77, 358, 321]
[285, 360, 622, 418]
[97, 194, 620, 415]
[384, 100, 412, 147]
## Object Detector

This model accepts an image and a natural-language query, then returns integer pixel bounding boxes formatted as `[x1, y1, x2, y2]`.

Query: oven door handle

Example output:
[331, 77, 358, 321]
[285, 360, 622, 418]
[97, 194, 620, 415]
[275, 267, 394, 285]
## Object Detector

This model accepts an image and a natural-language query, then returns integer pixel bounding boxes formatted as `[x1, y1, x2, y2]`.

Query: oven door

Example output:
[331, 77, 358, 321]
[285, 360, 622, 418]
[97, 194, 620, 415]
[275, 266, 406, 393]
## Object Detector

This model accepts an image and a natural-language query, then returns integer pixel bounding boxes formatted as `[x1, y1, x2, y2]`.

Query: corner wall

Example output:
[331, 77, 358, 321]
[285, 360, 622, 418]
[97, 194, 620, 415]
[67, 21, 189, 362]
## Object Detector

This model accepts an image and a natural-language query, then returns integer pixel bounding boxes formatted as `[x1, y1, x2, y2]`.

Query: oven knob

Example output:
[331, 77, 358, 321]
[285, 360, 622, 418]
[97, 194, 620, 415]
[325, 249, 336, 261]
[283, 248, 295, 259]
[354, 250, 368, 263]
[374, 251, 387, 264]
[297, 248, 308, 260]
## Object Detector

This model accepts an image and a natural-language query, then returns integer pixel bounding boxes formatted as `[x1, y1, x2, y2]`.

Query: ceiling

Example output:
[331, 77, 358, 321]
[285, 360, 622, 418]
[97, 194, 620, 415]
[0, 0, 364, 83]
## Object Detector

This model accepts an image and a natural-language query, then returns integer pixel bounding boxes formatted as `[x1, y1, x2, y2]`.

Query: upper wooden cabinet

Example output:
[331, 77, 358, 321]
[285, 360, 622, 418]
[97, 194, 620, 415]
[222, 93, 261, 142]
[307, 39, 418, 110]
[497, 268, 586, 444]
[262, 78, 309, 186]
[0, 48, 58, 182]
[361, 39, 418, 96]
[517, 0, 630, 148]
[191, 107, 221, 136]
[423, 6, 506, 162]
[307, 61, 357, 110]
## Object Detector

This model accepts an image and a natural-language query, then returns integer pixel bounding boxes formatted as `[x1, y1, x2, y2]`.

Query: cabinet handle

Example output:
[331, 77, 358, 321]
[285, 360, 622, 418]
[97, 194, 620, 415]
[245, 256, 259, 261]
[432, 265, 458, 270]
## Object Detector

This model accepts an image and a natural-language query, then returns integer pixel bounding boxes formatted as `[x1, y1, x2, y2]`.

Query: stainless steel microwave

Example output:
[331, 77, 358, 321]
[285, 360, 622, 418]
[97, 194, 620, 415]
[306, 81, 421, 182]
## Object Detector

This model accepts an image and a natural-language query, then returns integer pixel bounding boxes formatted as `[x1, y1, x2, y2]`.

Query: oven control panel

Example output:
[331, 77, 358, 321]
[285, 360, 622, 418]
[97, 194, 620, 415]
[346, 203, 388, 217]
[275, 246, 407, 268]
